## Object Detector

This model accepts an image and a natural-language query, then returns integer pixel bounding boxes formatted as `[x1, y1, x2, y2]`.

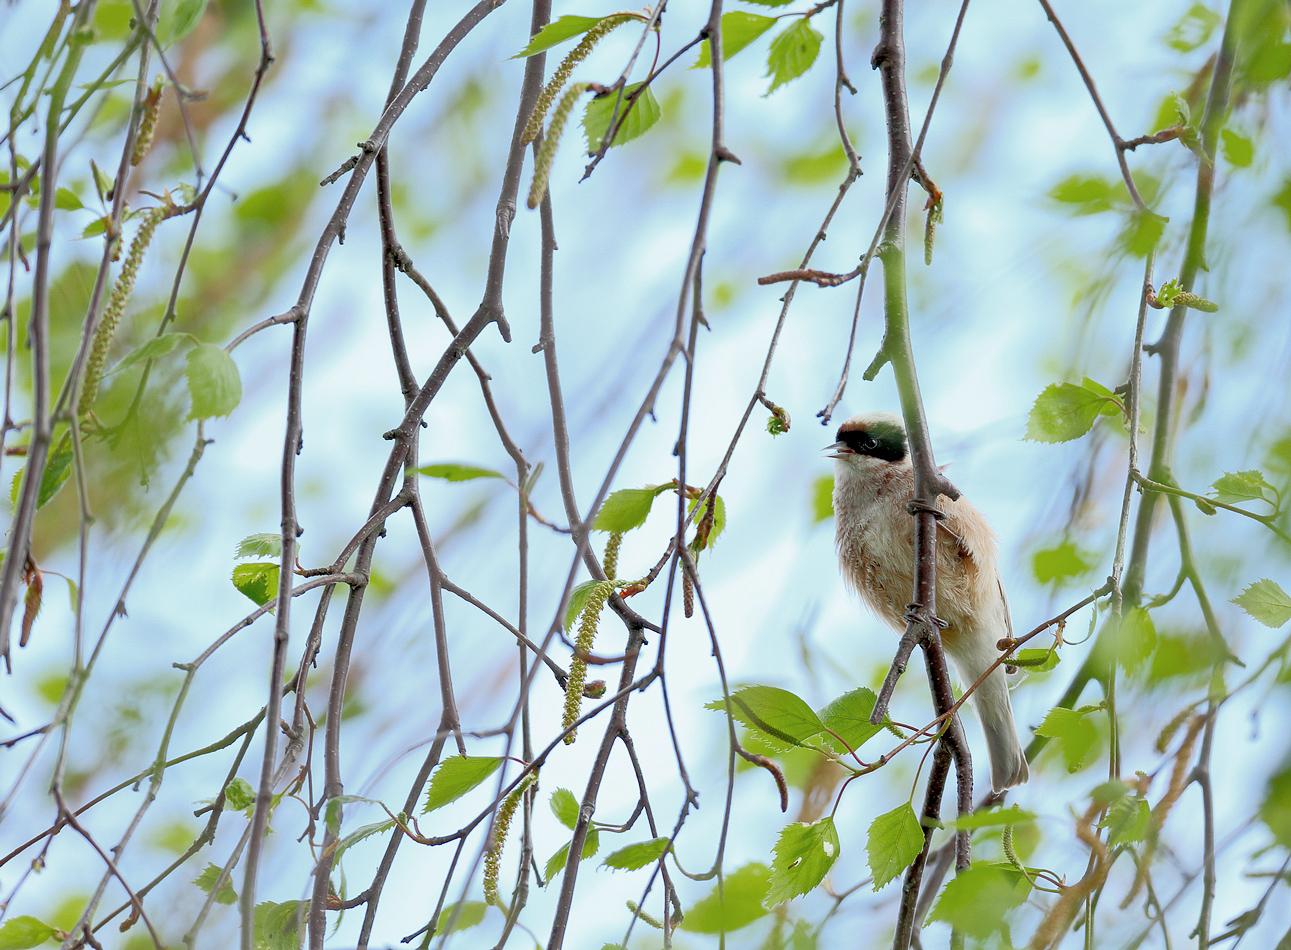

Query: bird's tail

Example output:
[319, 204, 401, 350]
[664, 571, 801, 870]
[946, 641, 1029, 793]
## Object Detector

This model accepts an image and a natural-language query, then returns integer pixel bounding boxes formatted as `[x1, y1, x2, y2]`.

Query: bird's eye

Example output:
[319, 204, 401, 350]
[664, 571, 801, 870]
[863, 437, 877, 450]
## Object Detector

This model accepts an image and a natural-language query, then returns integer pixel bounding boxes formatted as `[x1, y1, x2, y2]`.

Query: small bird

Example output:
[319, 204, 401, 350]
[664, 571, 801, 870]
[829, 411, 1028, 793]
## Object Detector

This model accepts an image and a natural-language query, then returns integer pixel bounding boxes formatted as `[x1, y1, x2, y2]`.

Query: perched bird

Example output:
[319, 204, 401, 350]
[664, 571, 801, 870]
[829, 411, 1028, 793]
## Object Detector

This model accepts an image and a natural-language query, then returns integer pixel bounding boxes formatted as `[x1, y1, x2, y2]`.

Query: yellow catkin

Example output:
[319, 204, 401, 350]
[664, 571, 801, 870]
[562, 581, 613, 743]
[603, 532, 622, 581]
[527, 83, 589, 210]
[483, 771, 536, 908]
[78, 207, 168, 419]
[520, 13, 637, 147]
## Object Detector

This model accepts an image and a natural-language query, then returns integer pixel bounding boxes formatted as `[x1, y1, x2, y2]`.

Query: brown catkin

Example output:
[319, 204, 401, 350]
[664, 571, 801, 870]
[682, 571, 694, 618]
[131, 79, 164, 167]
[78, 207, 168, 419]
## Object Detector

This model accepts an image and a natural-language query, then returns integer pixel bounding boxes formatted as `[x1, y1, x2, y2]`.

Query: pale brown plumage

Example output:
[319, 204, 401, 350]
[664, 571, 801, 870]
[830, 411, 1028, 793]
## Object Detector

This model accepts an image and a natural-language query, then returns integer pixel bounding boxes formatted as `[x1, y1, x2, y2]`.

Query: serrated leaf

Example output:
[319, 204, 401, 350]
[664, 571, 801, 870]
[108, 331, 193, 375]
[865, 804, 923, 891]
[81, 216, 108, 239]
[544, 827, 600, 881]
[1081, 377, 1123, 415]
[1035, 705, 1100, 772]
[765, 817, 839, 906]
[679, 862, 771, 933]
[232, 562, 279, 607]
[186, 342, 241, 420]
[432, 900, 487, 935]
[1117, 607, 1157, 671]
[1121, 208, 1168, 257]
[583, 83, 662, 152]
[550, 787, 580, 829]
[694, 11, 776, 68]
[817, 687, 882, 754]
[564, 579, 603, 632]
[54, 187, 83, 210]
[193, 863, 237, 904]
[1100, 796, 1150, 846]
[1232, 579, 1291, 628]
[159, 0, 209, 45]
[1210, 470, 1274, 505]
[594, 486, 661, 532]
[1025, 382, 1107, 443]
[223, 777, 256, 811]
[1014, 647, 1060, 672]
[812, 474, 834, 523]
[332, 818, 396, 867]
[602, 836, 669, 870]
[688, 491, 727, 549]
[705, 685, 824, 752]
[764, 18, 823, 94]
[254, 900, 306, 950]
[236, 533, 282, 559]
[945, 804, 1036, 831]
[417, 462, 505, 482]
[1164, 2, 1220, 52]
[10, 437, 74, 511]
[1032, 540, 1095, 585]
[422, 756, 503, 813]
[926, 864, 1032, 937]
[0, 916, 58, 950]
[512, 15, 604, 58]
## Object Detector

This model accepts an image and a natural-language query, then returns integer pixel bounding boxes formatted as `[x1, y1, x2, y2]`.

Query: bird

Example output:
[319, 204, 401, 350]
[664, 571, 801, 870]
[828, 411, 1028, 793]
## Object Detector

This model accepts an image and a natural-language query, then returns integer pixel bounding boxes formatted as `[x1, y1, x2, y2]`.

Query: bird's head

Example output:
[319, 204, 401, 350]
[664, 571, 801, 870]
[826, 411, 909, 475]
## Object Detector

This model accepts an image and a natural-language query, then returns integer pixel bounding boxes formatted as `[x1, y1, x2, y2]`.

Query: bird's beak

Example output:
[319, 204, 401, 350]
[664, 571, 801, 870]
[825, 441, 854, 459]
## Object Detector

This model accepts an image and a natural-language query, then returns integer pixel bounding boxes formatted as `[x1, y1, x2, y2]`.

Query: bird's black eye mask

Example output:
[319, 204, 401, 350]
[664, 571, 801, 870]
[836, 421, 907, 462]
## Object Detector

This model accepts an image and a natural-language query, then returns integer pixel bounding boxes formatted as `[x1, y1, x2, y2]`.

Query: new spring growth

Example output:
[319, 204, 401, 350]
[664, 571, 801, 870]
[78, 198, 177, 420]
[562, 579, 615, 743]
[520, 13, 640, 148]
[527, 83, 590, 210]
[483, 770, 537, 908]
[1147, 277, 1218, 312]
[603, 531, 623, 582]
[924, 194, 943, 266]
[131, 76, 165, 167]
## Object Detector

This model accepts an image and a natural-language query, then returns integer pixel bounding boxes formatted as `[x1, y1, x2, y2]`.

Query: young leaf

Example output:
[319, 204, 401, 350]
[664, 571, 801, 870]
[764, 18, 823, 94]
[254, 900, 307, 950]
[1232, 579, 1291, 628]
[550, 787, 580, 829]
[926, 863, 1032, 938]
[232, 562, 279, 607]
[11, 436, 75, 512]
[1164, 2, 1220, 52]
[432, 900, 488, 935]
[512, 15, 605, 58]
[1014, 647, 1060, 673]
[678, 862, 771, 933]
[693, 11, 776, 68]
[0, 916, 58, 950]
[54, 187, 83, 210]
[1100, 795, 1151, 846]
[866, 803, 924, 890]
[159, 0, 210, 45]
[1032, 540, 1095, 585]
[705, 685, 824, 752]
[564, 579, 603, 632]
[422, 756, 503, 813]
[1048, 174, 1115, 214]
[602, 836, 669, 870]
[764, 817, 840, 907]
[1081, 376, 1124, 415]
[417, 462, 505, 482]
[1210, 470, 1275, 505]
[593, 487, 660, 533]
[817, 687, 882, 754]
[944, 804, 1036, 831]
[186, 343, 242, 420]
[223, 777, 256, 811]
[582, 82, 662, 152]
[235, 533, 283, 559]
[544, 827, 600, 881]
[193, 863, 237, 904]
[108, 331, 193, 375]
[1221, 128, 1253, 167]
[812, 474, 834, 523]
[332, 818, 397, 868]
[1034, 705, 1100, 772]
[1117, 607, 1157, 671]
[1025, 382, 1107, 443]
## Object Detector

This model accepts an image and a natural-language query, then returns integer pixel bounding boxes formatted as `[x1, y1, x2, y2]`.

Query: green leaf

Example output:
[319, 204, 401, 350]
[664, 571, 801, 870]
[1221, 128, 1253, 167]
[1032, 540, 1095, 585]
[865, 803, 924, 891]
[235, 533, 283, 559]
[232, 562, 279, 607]
[544, 827, 600, 881]
[332, 818, 396, 868]
[765, 817, 840, 906]
[694, 11, 776, 68]
[1163, 3, 1220, 52]
[1035, 705, 1100, 772]
[1049, 174, 1115, 214]
[1232, 579, 1291, 628]
[817, 687, 882, 754]
[764, 18, 823, 94]
[185, 343, 242, 420]
[432, 900, 487, 935]
[926, 863, 1032, 938]
[193, 863, 237, 904]
[811, 474, 834, 523]
[582, 82, 662, 152]
[687, 491, 727, 549]
[1100, 795, 1150, 846]
[159, 0, 210, 46]
[108, 331, 193, 375]
[422, 756, 503, 813]
[10, 437, 74, 511]
[1121, 208, 1168, 257]
[1211, 470, 1275, 505]
[0, 916, 58, 950]
[417, 462, 505, 482]
[1261, 765, 1291, 849]
[513, 15, 605, 58]
[735, 0, 794, 6]
[594, 486, 663, 532]
[54, 187, 83, 211]
[223, 777, 256, 811]
[564, 579, 603, 632]
[679, 862, 772, 933]
[602, 836, 670, 870]
[705, 685, 824, 752]
[944, 804, 1036, 831]
[1025, 382, 1107, 443]
[1014, 647, 1060, 673]
[1117, 607, 1157, 671]
[81, 216, 108, 239]
[254, 900, 306, 950]
[550, 787, 580, 829]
